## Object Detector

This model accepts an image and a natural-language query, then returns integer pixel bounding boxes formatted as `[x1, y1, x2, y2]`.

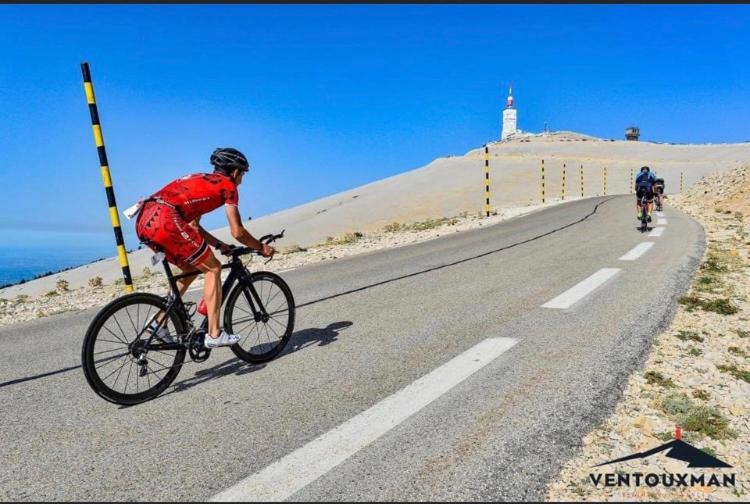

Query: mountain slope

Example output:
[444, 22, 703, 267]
[3, 133, 750, 298]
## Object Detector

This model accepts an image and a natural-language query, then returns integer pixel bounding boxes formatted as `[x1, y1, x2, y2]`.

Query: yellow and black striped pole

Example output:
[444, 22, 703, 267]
[484, 145, 491, 217]
[580, 164, 584, 198]
[562, 163, 566, 200]
[630, 168, 634, 194]
[680, 172, 684, 193]
[603, 166, 607, 196]
[541, 159, 546, 204]
[81, 62, 133, 293]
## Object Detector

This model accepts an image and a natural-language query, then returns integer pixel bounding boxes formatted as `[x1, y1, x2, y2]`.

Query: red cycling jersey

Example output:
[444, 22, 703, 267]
[151, 173, 238, 221]
[135, 172, 239, 268]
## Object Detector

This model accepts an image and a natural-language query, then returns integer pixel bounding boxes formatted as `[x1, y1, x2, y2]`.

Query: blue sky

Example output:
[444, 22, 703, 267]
[1, 4, 749, 251]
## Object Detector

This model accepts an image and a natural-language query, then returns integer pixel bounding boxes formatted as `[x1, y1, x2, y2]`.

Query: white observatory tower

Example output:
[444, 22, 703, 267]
[501, 86, 517, 140]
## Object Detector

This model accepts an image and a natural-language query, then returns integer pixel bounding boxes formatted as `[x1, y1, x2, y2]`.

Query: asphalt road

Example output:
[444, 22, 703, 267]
[0, 195, 704, 501]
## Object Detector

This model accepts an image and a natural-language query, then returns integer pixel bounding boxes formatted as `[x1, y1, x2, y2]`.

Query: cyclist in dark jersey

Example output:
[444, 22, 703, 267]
[653, 177, 665, 208]
[135, 148, 274, 348]
[635, 166, 656, 222]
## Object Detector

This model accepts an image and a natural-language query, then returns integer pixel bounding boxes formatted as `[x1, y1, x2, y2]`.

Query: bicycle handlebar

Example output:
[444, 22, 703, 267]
[224, 229, 285, 259]
[258, 229, 285, 244]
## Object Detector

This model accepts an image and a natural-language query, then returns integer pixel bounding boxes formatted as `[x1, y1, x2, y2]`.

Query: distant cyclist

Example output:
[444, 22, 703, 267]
[134, 148, 275, 348]
[653, 175, 665, 209]
[635, 166, 656, 222]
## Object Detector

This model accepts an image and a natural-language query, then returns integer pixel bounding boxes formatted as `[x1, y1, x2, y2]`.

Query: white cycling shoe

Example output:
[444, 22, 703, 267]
[147, 320, 175, 344]
[204, 330, 242, 349]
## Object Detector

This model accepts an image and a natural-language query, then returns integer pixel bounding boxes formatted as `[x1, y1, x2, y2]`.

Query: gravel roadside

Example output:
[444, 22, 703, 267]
[547, 165, 750, 502]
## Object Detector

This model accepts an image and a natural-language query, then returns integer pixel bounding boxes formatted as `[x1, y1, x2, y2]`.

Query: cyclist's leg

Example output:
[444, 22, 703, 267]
[636, 190, 643, 218]
[140, 206, 213, 334]
[175, 264, 200, 295]
[192, 253, 223, 339]
[163, 221, 227, 338]
[647, 190, 655, 218]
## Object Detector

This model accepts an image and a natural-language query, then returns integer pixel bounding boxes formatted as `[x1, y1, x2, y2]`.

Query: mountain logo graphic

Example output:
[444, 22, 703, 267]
[594, 427, 732, 469]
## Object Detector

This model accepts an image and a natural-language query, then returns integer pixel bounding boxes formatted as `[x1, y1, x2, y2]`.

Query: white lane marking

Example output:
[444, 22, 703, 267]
[655, 211, 665, 217]
[649, 227, 665, 237]
[657, 218, 668, 225]
[210, 337, 518, 502]
[619, 242, 655, 261]
[541, 268, 621, 309]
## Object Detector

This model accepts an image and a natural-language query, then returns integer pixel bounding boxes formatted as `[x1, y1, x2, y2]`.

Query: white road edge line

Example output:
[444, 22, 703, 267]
[619, 242, 655, 261]
[657, 218, 668, 225]
[541, 268, 621, 310]
[649, 227, 666, 238]
[210, 337, 519, 502]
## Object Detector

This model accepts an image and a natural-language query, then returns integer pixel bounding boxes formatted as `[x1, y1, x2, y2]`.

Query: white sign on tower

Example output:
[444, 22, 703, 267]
[501, 86, 517, 140]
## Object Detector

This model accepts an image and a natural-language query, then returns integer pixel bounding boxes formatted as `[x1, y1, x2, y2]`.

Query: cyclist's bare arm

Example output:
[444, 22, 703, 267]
[225, 205, 275, 257]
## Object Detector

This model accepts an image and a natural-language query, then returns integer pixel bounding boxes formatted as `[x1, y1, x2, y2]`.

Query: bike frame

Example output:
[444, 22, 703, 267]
[140, 254, 268, 352]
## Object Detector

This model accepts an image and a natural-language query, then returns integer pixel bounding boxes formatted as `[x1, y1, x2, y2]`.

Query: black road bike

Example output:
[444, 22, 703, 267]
[81, 231, 295, 405]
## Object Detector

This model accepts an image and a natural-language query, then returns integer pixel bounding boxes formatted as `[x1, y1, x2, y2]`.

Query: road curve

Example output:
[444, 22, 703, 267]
[0, 195, 704, 501]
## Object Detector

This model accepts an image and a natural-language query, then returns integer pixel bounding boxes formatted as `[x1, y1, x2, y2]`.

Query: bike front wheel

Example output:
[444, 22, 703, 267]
[225, 271, 296, 363]
[81, 292, 187, 405]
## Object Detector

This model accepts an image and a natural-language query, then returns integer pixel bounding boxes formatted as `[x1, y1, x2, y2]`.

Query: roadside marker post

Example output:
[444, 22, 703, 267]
[603, 166, 607, 196]
[562, 163, 566, 200]
[580, 164, 584, 198]
[81, 62, 134, 293]
[630, 168, 634, 194]
[484, 145, 491, 217]
[680, 172, 684, 193]
[541, 159, 546, 204]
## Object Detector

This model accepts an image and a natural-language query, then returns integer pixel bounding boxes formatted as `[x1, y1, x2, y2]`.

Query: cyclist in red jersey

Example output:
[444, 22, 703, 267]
[135, 148, 274, 348]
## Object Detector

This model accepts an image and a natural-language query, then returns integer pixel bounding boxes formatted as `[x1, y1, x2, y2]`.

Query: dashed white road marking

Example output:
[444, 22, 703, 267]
[655, 211, 665, 218]
[542, 268, 621, 310]
[210, 337, 518, 502]
[649, 227, 666, 237]
[657, 218, 668, 225]
[619, 242, 655, 261]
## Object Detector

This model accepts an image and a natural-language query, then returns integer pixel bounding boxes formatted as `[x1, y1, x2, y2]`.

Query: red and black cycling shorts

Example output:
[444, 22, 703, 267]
[135, 201, 212, 269]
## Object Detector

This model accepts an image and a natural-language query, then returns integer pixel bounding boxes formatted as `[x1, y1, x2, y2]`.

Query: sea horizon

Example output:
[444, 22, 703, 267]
[0, 229, 138, 287]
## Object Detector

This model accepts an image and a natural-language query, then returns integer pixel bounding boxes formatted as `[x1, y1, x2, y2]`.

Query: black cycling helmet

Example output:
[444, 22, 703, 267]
[640, 166, 650, 172]
[210, 147, 249, 174]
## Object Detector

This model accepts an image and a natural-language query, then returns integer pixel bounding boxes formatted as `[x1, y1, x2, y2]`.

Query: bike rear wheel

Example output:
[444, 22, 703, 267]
[81, 293, 187, 405]
[225, 271, 295, 363]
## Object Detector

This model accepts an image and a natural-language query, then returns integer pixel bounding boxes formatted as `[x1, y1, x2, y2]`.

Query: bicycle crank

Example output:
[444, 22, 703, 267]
[188, 331, 211, 362]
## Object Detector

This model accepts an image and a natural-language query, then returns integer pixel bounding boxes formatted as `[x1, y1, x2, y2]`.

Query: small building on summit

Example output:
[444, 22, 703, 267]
[625, 126, 640, 141]
[501, 86, 518, 140]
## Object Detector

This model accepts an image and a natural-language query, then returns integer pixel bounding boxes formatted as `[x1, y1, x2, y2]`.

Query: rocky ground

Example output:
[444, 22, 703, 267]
[0, 200, 566, 327]
[548, 165, 750, 501]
